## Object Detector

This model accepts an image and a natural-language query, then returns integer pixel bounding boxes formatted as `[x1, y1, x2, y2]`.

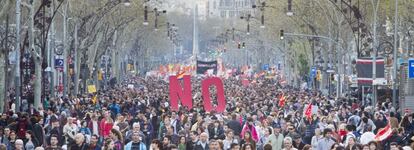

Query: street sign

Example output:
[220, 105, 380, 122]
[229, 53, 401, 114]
[55, 59, 64, 69]
[310, 67, 316, 78]
[263, 64, 269, 71]
[326, 69, 335, 73]
[8, 51, 16, 64]
[409, 59, 414, 79]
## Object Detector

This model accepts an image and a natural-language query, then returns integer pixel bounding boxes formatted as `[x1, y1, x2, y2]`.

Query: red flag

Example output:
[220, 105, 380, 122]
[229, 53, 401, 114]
[176, 71, 186, 80]
[278, 94, 285, 107]
[242, 79, 250, 87]
[305, 104, 312, 121]
[374, 123, 392, 141]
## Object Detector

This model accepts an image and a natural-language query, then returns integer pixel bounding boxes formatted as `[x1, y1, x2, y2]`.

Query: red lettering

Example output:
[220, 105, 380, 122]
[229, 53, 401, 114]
[201, 77, 226, 113]
[169, 75, 192, 111]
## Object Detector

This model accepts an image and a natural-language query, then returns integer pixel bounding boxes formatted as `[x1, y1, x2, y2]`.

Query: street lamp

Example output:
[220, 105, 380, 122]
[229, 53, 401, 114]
[154, 8, 167, 30]
[123, 0, 131, 6]
[240, 14, 251, 35]
[252, 2, 266, 28]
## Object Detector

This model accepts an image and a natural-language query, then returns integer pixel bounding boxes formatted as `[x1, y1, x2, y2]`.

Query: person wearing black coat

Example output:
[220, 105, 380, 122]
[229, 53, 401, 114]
[187, 131, 199, 150]
[48, 119, 64, 146]
[69, 133, 89, 150]
[227, 114, 242, 137]
[30, 117, 44, 147]
[383, 130, 403, 150]
[208, 121, 224, 140]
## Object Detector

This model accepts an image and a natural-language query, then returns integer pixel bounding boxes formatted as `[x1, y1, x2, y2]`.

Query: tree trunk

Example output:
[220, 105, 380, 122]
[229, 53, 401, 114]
[87, 33, 103, 90]
[0, 0, 11, 18]
[34, 56, 42, 109]
[73, 24, 80, 95]
[113, 51, 119, 83]
[30, 0, 41, 110]
[0, 50, 6, 113]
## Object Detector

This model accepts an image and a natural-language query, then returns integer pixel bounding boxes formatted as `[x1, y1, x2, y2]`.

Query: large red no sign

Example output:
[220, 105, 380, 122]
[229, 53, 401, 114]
[169, 75, 226, 112]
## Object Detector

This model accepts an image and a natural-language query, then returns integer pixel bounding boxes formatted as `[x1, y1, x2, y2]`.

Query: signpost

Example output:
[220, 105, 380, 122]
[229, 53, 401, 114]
[310, 67, 316, 78]
[263, 64, 269, 71]
[409, 59, 414, 79]
[309, 67, 316, 89]
[55, 58, 64, 69]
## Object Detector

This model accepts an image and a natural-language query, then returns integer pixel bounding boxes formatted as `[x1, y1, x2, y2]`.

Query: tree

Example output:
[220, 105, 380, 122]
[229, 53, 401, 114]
[0, 0, 13, 113]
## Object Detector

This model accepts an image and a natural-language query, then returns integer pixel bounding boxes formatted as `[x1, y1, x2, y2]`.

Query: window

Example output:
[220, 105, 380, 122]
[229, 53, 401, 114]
[229, 11, 235, 17]
[220, 11, 227, 18]
[225, 0, 231, 6]
[250, 0, 255, 6]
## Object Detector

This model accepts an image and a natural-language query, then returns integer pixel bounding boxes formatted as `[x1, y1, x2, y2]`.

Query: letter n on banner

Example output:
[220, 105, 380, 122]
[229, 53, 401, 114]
[169, 75, 192, 111]
[201, 77, 226, 113]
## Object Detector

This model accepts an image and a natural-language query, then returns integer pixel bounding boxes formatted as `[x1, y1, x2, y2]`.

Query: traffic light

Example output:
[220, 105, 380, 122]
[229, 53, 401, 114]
[287, 0, 293, 16]
[143, 6, 149, 25]
[261, 14, 265, 28]
[280, 30, 284, 40]
[287, 0, 292, 12]
[331, 73, 335, 81]
[238, 42, 241, 49]
[242, 42, 246, 49]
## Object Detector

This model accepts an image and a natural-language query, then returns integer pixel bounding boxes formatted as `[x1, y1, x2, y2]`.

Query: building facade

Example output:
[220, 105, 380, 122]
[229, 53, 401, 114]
[207, 0, 256, 18]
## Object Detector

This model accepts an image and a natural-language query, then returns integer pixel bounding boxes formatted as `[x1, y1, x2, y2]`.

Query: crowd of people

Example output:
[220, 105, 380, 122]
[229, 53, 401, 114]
[0, 75, 413, 150]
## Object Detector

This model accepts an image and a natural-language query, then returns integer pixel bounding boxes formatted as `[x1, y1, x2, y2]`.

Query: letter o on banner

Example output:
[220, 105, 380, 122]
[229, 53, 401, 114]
[201, 77, 226, 113]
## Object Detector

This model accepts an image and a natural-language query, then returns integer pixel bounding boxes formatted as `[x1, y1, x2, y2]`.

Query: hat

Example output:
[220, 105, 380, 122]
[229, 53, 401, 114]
[292, 133, 301, 139]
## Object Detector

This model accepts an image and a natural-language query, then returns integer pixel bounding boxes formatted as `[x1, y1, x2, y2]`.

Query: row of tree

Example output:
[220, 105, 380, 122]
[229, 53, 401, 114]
[0, 0, 175, 113]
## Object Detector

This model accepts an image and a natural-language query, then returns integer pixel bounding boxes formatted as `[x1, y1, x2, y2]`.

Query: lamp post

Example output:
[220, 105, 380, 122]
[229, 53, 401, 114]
[143, 2, 167, 29]
[154, 8, 167, 31]
[252, 2, 266, 28]
[240, 14, 252, 35]
[123, 0, 131, 6]
[370, 0, 380, 107]
[392, 0, 398, 107]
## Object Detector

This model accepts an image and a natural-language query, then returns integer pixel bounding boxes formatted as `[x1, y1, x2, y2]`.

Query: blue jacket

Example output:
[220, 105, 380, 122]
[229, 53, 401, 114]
[124, 141, 146, 150]
[109, 103, 121, 116]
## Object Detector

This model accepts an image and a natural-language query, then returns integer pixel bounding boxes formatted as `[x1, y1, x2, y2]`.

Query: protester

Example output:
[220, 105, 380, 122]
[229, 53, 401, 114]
[124, 131, 146, 150]
[282, 137, 297, 150]
[45, 134, 61, 150]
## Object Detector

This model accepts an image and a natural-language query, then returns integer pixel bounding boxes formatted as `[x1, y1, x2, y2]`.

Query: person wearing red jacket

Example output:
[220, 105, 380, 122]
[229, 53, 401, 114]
[102, 117, 114, 139]
[99, 111, 114, 139]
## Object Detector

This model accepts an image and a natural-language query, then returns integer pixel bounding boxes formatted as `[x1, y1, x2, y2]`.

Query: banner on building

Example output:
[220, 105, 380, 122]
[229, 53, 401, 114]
[356, 58, 385, 85]
[196, 60, 218, 75]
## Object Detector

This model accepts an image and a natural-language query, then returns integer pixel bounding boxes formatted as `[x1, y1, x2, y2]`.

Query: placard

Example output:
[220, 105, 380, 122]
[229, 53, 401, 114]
[88, 85, 97, 93]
